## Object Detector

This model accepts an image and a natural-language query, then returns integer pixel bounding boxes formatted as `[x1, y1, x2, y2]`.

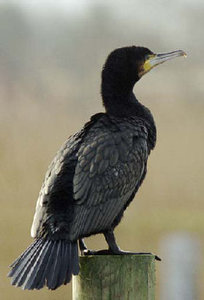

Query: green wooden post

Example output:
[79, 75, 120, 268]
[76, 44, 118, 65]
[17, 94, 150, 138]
[72, 255, 156, 300]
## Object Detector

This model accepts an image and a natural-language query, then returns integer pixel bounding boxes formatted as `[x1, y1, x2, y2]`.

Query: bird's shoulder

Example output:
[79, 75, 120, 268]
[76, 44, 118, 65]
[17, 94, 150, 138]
[39, 113, 105, 196]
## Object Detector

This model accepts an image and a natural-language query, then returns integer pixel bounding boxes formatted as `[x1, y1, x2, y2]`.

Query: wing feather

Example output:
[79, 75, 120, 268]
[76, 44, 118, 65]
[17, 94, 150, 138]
[71, 118, 149, 239]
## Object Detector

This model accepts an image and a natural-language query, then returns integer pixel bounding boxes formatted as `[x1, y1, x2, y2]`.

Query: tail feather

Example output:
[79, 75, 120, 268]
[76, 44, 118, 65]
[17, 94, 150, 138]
[10, 239, 44, 283]
[22, 240, 51, 290]
[9, 239, 42, 272]
[8, 238, 79, 290]
[64, 242, 73, 285]
[10, 240, 39, 268]
[46, 240, 62, 290]
[56, 240, 67, 286]
[72, 241, 80, 275]
[34, 240, 56, 290]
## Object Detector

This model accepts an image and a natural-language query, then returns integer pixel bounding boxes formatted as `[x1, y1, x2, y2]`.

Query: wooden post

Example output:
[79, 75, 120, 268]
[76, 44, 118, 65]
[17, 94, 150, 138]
[72, 254, 156, 300]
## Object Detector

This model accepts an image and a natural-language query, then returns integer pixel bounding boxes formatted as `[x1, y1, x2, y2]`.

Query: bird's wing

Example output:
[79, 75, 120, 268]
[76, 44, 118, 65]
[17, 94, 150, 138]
[71, 118, 148, 238]
[31, 113, 105, 239]
[31, 133, 80, 238]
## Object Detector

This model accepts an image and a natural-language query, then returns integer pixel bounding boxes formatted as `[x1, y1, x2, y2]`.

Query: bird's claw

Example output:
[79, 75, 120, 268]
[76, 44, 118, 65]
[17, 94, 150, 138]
[82, 249, 111, 256]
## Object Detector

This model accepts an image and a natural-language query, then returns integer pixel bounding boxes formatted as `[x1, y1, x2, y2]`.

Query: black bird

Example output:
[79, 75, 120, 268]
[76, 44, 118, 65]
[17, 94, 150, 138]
[8, 46, 186, 290]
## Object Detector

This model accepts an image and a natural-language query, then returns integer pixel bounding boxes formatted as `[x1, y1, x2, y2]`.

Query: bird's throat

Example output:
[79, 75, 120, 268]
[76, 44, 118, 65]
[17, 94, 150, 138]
[101, 80, 136, 117]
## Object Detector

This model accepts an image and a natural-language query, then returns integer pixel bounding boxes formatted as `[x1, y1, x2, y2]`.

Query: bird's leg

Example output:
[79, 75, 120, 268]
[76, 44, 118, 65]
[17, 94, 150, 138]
[79, 238, 111, 256]
[104, 230, 161, 261]
[79, 239, 87, 255]
[79, 231, 161, 260]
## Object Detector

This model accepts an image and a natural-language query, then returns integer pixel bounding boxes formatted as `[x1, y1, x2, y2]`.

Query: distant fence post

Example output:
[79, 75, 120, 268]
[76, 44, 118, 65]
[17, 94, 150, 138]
[160, 232, 201, 300]
[72, 254, 156, 300]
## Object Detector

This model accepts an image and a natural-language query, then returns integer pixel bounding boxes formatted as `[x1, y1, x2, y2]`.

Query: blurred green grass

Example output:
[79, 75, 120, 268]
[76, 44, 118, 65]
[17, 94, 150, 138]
[1, 96, 204, 299]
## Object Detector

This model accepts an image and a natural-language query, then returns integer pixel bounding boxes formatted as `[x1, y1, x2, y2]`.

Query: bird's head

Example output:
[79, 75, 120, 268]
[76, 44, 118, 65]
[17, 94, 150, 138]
[102, 46, 186, 91]
[101, 46, 186, 116]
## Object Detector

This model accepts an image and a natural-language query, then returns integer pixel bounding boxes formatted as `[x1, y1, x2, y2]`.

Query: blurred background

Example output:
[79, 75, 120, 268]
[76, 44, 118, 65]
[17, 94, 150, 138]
[0, 0, 204, 299]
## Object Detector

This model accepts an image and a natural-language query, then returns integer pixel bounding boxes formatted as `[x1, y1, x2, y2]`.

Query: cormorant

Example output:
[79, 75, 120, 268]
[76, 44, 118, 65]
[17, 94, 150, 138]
[8, 46, 186, 290]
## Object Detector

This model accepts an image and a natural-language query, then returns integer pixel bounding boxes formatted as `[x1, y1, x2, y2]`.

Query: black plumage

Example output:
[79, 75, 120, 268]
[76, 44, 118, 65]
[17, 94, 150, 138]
[8, 46, 186, 290]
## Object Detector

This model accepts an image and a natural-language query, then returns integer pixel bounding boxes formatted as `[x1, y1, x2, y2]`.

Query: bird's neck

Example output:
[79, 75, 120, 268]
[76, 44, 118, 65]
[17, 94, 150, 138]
[101, 81, 157, 150]
[101, 67, 137, 117]
[101, 79, 133, 114]
[101, 81, 149, 119]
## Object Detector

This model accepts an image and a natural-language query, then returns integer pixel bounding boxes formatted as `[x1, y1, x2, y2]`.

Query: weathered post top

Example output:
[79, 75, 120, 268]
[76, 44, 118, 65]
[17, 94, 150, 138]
[73, 254, 156, 300]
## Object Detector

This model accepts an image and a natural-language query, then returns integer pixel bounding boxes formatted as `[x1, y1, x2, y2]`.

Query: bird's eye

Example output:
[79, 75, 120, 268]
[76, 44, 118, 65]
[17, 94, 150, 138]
[145, 54, 153, 61]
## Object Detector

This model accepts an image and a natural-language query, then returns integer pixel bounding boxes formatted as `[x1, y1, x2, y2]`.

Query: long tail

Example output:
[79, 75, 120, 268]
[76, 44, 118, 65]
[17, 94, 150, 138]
[8, 238, 79, 290]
